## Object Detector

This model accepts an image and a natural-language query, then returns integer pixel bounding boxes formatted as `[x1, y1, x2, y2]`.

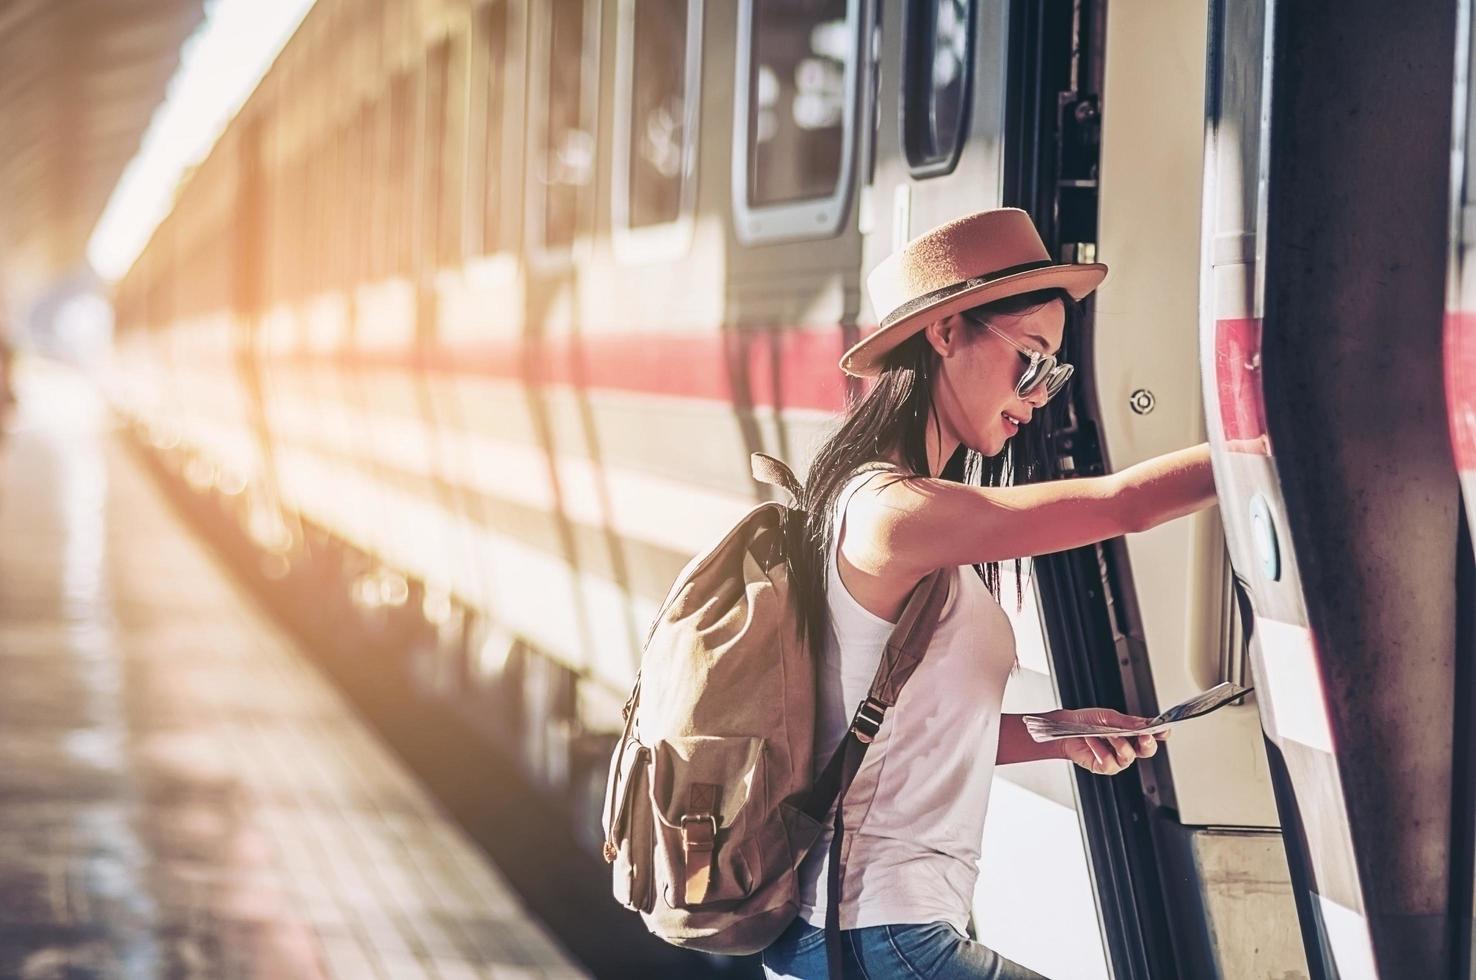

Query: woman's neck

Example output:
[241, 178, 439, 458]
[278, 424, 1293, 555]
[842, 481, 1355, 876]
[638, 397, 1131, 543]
[885, 412, 958, 477]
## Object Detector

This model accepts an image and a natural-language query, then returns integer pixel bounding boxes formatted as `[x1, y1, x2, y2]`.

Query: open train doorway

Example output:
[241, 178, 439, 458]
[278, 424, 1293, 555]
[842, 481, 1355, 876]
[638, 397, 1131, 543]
[1001, 0, 1310, 977]
[1000, 4, 1182, 978]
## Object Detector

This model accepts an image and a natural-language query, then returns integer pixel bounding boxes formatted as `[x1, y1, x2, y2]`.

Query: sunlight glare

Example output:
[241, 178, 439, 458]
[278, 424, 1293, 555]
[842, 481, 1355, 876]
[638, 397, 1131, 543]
[86, 0, 316, 282]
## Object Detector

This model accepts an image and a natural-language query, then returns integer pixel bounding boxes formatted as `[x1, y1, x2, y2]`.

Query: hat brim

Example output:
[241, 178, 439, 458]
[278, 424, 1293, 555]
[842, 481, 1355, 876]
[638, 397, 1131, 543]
[840, 263, 1108, 378]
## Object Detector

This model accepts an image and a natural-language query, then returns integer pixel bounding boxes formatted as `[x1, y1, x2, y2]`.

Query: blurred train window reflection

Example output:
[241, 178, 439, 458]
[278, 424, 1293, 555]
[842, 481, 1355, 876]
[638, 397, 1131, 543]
[372, 93, 393, 278]
[622, 0, 694, 228]
[425, 41, 451, 264]
[353, 107, 374, 284]
[477, 2, 510, 253]
[902, 0, 974, 175]
[541, 0, 595, 249]
[424, 38, 466, 266]
[334, 118, 350, 286]
[391, 72, 416, 272]
[747, 0, 850, 206]
[309, 135, 325, 292]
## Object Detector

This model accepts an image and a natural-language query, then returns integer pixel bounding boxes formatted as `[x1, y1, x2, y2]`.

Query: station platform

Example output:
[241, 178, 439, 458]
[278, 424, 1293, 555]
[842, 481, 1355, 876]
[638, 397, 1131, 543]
[0, 362, 589, 979]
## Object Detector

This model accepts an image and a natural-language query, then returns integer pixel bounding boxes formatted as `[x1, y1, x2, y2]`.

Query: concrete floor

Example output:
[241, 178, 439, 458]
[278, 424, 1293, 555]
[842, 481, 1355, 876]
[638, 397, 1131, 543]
[0, 360, 589, 979]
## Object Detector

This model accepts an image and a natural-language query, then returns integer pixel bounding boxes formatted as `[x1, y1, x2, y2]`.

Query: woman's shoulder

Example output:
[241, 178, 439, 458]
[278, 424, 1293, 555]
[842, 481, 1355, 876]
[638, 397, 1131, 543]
[831, 461, 914, 529]
[833, 464, 934, 621]
[839, 459, 911, 498]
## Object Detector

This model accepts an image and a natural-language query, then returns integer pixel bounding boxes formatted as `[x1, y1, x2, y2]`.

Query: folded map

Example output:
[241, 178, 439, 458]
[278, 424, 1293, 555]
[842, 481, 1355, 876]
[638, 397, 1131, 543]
[1023, 682, 1254, 742]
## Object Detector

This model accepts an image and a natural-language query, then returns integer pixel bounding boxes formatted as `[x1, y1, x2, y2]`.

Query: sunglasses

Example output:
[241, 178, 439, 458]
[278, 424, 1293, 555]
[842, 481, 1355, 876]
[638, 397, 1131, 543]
[960, 310, 1074, 402]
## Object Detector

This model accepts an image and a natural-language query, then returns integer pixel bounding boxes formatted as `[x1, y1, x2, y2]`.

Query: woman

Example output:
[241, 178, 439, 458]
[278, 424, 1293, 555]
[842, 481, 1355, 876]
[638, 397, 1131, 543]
[762, 209, 1215, 980]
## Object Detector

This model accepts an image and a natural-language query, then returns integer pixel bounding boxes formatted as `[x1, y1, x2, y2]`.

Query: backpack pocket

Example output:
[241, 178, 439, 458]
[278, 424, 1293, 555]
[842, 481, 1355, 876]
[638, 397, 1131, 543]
[602, 737, 655, 912]
[650, 736, 767, 909]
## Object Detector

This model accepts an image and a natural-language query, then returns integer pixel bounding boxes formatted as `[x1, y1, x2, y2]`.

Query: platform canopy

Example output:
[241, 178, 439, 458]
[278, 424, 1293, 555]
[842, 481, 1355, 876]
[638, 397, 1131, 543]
[0, 0, 204, 323]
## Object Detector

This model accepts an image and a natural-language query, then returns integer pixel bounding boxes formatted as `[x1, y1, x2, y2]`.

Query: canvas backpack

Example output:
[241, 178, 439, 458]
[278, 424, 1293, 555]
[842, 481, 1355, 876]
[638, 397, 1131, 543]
[600, 452, 949, 966]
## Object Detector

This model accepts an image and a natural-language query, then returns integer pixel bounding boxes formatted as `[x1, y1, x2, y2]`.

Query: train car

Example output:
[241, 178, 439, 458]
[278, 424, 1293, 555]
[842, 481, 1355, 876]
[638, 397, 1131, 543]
[1204, 2, 1470, 979]
[106, 0, 1473, 977]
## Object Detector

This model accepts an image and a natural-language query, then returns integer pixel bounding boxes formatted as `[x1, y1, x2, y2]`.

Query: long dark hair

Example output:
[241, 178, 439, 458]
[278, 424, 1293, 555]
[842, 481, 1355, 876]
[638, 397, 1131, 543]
[787, 288, 1078, 656]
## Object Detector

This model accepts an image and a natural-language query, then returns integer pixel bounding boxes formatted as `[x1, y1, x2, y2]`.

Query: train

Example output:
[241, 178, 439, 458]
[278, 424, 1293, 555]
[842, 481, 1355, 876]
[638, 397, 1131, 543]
[103, 0, 1473, 977]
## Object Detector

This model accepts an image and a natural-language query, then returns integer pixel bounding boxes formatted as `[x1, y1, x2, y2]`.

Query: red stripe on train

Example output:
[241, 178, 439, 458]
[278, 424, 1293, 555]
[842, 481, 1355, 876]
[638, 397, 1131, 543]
[342, 329, 854, 413]
[1447, 311, 1476, 470]
[1214, 317, 1269, 452]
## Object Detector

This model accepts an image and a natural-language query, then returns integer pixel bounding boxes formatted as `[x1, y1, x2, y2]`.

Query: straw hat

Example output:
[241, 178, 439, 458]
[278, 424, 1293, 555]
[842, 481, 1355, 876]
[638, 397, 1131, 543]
[841, 208, 1108, 377]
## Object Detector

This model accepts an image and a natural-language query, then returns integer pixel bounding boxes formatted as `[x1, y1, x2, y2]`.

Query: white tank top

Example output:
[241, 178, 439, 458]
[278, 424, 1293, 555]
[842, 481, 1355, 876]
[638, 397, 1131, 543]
[797, 466, 1018, 933]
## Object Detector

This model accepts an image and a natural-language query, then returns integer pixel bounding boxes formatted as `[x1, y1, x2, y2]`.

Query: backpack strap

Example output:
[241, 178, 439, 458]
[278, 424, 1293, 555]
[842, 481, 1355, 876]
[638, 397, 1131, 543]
[797, 554, 951, 823]
[750, 452, 804, 507]
[796, 566, 952, 980]
[602, 669, 643, 863]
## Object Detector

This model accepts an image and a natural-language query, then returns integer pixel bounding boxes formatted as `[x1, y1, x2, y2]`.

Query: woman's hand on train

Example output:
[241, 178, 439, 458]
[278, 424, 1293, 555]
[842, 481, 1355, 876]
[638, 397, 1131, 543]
[1049, 707, 1166, 776]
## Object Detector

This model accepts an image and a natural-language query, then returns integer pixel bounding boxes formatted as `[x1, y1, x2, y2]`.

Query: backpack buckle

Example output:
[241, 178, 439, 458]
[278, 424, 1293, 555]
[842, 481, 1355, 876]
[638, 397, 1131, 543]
[680, 813, 718, 849]
[850, 697, 888, 744]
[680, 814, 719, 905]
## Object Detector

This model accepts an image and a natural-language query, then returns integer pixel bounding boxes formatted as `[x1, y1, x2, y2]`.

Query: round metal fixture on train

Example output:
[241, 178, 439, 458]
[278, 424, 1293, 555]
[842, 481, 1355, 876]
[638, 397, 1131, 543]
[1129, 389, 1156, 414]
[1248, 493, 1281, 581]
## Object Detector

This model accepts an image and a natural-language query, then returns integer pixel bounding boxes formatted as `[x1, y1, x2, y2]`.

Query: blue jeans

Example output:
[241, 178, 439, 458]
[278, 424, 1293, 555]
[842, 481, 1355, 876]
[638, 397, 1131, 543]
[761, 916, 1050, 980]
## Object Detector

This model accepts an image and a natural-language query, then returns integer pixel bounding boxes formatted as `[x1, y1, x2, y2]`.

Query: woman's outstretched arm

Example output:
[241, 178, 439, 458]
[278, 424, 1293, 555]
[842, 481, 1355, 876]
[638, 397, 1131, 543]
[1112, 442, 1217, 535]
[843, 443, 1217, 580]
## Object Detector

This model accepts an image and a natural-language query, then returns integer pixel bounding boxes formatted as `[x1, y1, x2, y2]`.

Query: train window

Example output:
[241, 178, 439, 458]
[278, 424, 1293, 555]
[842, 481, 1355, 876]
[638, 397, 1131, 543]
[425, 42, 450, 265]
[446, 36, 468, 262]
[901, 0, 975, 176]
[372, 94, 393, 279]
[267, 142, 278, 300]
[537, 0, 597, 251]
[748, 0, 849, 205]
[334, 126, 350, 288]
[732, 0, 862, 244]
[353, 104, 374, 282]
[612, 0, 702, 255]
[390, 72, 416, 274]
[305, 149, 323, 294]
[321, 128, 338, 290]
[319, 136, 334, 292]
[298, 141, 315, 294]
[864, 0, 883, 186]
[476, 2, 510, 254]
[423, 38, 466, 266]
[332, 121, 347, 286]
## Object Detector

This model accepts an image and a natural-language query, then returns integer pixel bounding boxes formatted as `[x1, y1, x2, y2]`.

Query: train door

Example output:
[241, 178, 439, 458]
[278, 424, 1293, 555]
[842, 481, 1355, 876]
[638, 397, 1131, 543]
[1448, 3, 1476, 968]
[1088, 1, 1323, 978]
[1004, 2, 1297, 976]
[1208, 1, 1470, 977]
[1194, 3, 1345, 976]
[1458, 3, 1476, 554]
